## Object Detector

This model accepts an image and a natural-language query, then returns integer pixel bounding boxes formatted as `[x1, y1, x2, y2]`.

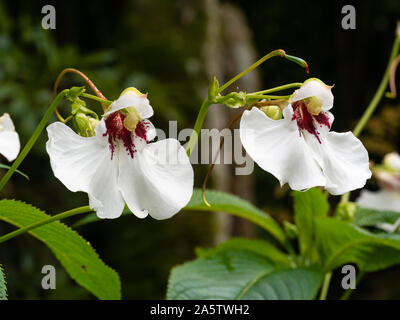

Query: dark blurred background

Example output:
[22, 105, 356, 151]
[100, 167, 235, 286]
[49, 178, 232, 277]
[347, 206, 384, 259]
[1, 0, 400, 299]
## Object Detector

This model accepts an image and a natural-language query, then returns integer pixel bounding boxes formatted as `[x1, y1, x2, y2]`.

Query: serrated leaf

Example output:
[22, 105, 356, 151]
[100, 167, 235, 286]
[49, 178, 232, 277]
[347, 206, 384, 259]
[0, 264, 7, 300]
[0, 200, 121, 300]
[167, 249, 321, 300]
[73, 189, 287, 246]
[293, 188, 329, 258]
[315, 217, 400, 272]
[354, 207, 400, 227]
[195, 238, 291, 266]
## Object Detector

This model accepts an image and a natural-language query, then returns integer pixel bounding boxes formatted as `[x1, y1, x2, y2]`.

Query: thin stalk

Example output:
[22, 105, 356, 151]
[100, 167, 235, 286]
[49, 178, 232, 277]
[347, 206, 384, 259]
[81, 93, 112, 106]
[186, 98, 212, 156]
[253, 83, 302, 95]
[218, 50, 307, 93]
[247, 94, 291, 100]
[0, 89, 69, 192]
[353, 35, 400, 137]
[0, 206, 92, 244]
[319, 272, 332, 300]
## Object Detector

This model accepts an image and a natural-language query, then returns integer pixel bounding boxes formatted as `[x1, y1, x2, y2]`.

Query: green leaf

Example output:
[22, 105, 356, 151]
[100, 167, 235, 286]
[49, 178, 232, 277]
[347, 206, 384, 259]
[195, 238, 292, 266]
[167, 249, 322, 300]
[315, 217, 400, 272]
[354, 207, 400, 227]
[0, 200, 121, 299]
[293, 188, 329, 256]
[73, 189, 287, 246]
[0, 264, 7, 300]
[186, 189, 286, 245]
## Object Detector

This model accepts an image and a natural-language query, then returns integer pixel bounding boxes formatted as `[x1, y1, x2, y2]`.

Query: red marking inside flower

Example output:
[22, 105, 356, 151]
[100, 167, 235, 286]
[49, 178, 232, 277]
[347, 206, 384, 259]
[291, 100, 331, 143]
[104, 112, 149, 159]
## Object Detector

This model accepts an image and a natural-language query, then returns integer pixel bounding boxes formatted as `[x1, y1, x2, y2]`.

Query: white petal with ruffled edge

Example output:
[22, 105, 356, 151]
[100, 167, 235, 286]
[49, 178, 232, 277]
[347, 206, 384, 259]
[118, 138, 194, 220]
[104, 90, 154, 119]
[291, 79, 333, 111]
[240, 107, 326, 191]
[46, 120, 125, 218]
[306, 131, 371, 195]
[0, 113, 20, 162]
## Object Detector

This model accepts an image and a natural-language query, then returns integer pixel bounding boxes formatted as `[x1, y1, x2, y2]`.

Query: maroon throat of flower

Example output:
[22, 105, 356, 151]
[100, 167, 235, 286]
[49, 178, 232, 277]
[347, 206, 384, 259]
[291, 100, 331, 143]
[104, 111, 149, 159]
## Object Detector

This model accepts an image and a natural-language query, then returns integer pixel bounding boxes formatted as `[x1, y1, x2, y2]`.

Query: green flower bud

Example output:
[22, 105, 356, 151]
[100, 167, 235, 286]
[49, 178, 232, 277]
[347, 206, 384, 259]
[305, 96, 323, 115]
[260, 105, 282, 120]
[73, 112, 99, 137]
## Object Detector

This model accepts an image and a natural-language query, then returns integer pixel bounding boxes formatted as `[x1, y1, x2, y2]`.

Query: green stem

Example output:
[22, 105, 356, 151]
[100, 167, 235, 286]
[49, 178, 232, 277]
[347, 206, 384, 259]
[247, 94, 291, 100]
[254, 83, 302, 95]
[218, 50, 307, 93]
[0, 89, 69, 192]
[353, 35, 400, 137]
[81, 92, 112, 106]
[319, 272, 332, 300]
[340, 27, 400, 204]
[0, 206, 92, 244]
[340, 271, 365, 300]
[186, 98, 212, 156]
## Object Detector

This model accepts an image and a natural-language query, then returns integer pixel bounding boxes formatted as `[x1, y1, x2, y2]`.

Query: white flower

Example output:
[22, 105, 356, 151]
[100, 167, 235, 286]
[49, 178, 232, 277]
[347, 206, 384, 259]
[240, 79, 371, 195]
[46, 88, 194, 219]
[0, 113, 20, 162]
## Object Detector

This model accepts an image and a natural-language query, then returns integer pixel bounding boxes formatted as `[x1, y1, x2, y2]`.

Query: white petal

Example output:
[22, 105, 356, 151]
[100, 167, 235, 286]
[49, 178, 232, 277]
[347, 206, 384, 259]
[46, 121, 125, 219]
[240, 107, 326, 191]
[356, 190, 400, 212]
[0, 131, 20, 162]
[0, 113, 16, 132]
[291, 79, 334, 111]
[104, 90, 154, 119]
[0, 113, 20, 162]
[118, 138, 194, 220]
[306, 131, 371, 195]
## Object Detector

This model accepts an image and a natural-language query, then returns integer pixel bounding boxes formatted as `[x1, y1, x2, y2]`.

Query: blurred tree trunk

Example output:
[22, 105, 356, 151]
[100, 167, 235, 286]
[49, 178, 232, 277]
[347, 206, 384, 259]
[202, 0, 261, 244]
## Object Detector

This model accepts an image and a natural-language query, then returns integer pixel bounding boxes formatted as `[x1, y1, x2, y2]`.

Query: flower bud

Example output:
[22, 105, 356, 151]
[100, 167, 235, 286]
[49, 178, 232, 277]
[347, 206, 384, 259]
[73, 112, 99, 137]
[123, 107, 142, 131]
[260, 105, 282, 120]
[305, 96, 323, 115]
[383, 152, 400, 171]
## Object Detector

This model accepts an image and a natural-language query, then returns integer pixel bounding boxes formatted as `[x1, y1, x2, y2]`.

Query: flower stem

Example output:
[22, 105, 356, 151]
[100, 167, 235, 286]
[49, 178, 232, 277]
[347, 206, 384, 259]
[218, 50, 308, 94]
[186, 98, 212, 156]
[253, 82, 302, 95]
[81, 92, 113, 106]
[0, 206, 92, 244]
[353, 32, 400, 137]
[319, 272, 332, 300]
[0, 89, 70, 192]
[247, 94, 291, 100]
